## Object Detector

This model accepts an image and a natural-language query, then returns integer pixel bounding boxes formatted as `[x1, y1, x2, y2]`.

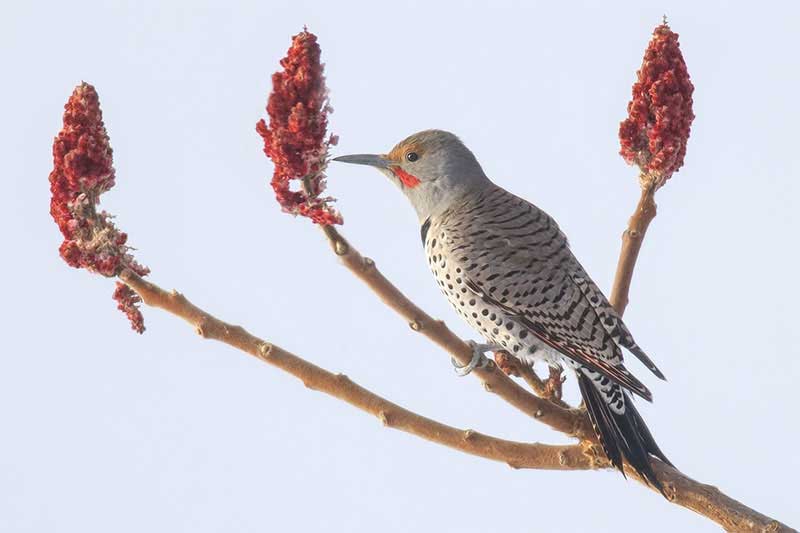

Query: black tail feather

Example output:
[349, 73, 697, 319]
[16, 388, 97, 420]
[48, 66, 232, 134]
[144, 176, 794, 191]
[577, 371, 671, 495]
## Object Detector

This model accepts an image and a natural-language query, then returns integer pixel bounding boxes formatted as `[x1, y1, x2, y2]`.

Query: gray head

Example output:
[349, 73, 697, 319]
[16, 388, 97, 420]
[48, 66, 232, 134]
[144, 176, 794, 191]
[333, 129, 491, 222]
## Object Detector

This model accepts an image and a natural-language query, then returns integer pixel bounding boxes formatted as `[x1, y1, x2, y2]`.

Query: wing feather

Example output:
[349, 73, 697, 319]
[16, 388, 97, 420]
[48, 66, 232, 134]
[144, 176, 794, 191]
[465, 278, 652, 401]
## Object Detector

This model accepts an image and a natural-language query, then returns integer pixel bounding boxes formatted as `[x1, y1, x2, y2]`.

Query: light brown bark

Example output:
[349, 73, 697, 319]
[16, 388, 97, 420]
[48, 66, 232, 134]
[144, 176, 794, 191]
[118, 269, 597, 471]
[609, 179, 658, 315]
[117, 239, 794, 532]
[111, 177, 795, 531]
[300, 213, 794, 532]
[315, 224, 592, 439]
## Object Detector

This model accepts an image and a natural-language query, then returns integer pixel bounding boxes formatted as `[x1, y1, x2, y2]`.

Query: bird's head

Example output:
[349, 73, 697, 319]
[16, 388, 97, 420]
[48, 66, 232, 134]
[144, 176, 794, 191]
[333, 129, 490, 222]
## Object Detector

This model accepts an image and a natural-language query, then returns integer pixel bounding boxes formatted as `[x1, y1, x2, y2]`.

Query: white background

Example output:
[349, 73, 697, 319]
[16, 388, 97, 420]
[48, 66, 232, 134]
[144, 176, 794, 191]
[2, 1, 798, 531]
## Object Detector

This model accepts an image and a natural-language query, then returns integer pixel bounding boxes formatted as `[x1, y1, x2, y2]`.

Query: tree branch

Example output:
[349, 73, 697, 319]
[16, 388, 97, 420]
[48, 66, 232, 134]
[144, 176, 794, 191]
[117, 231, 795, 531]
[609, 179, 658, 314]
[314, 224, 592, 439]
[602, 180, 793, 531]
[307, 221, 795, 532]
[647, 462, 792, 533]
[117, 268, 597, 472]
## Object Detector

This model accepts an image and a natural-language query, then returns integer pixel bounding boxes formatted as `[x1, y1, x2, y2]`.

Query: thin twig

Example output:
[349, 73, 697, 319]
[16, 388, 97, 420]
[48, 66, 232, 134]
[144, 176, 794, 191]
[609, 178, 658, 314]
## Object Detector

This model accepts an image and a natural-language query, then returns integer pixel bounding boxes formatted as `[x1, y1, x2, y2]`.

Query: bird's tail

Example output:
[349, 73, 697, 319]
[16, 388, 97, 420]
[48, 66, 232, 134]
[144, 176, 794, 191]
[577, 369, 672, 495]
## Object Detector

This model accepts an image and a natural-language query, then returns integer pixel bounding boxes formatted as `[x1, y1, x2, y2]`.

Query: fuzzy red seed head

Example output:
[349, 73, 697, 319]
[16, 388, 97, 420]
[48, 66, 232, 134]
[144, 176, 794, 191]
[49, 82, 149, 333]
[256, 29, 342, 225]
[619, 23, 695, 185]
[113, 282, 145, 334]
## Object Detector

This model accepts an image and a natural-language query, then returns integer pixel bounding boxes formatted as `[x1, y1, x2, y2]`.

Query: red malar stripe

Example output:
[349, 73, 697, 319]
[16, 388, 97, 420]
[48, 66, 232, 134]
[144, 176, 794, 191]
[392, 167, 421, 188]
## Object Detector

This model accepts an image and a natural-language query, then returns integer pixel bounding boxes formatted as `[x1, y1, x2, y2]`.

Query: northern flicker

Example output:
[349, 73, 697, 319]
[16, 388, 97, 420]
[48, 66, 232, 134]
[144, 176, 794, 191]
[333, 129, 670, 490]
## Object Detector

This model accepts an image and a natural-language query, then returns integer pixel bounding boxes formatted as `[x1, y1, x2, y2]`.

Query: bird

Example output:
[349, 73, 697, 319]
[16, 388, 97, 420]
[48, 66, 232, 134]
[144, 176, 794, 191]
[333, 129, 671, 491]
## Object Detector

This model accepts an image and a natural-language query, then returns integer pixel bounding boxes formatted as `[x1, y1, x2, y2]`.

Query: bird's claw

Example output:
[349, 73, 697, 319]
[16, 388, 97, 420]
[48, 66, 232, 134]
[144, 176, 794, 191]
[452, 341, 502, 376]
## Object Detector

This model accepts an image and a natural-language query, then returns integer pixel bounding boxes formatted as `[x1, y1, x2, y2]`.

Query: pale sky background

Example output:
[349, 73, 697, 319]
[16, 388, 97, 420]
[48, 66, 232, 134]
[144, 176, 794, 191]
[2, 1, 799, 531]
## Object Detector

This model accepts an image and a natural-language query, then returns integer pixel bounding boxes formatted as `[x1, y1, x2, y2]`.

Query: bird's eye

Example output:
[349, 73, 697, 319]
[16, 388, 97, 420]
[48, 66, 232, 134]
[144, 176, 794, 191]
[405, 151, 419, 162]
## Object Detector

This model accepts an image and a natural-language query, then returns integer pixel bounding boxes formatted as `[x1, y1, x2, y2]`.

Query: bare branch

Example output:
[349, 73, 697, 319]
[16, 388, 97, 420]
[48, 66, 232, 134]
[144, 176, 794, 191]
[646, 462, 793, 533]
[609, 179, 658, 314]
[116, 238, 795, 531]
[314, 224, 593, 440]
[118, 269, 597, 472]
[602, 179, 794, 531]
[309, 225, 795, 532]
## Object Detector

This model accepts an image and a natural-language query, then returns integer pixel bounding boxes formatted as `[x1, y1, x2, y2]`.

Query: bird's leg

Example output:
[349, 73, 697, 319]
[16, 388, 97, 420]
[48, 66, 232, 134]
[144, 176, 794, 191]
[452, 341, 501, 376]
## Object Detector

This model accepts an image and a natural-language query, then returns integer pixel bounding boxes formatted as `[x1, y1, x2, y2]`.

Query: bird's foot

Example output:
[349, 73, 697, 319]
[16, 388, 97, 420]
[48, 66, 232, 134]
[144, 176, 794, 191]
[452, 341, 502, 376]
